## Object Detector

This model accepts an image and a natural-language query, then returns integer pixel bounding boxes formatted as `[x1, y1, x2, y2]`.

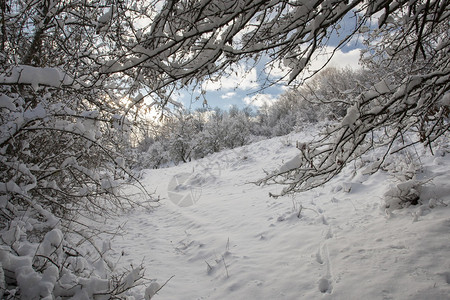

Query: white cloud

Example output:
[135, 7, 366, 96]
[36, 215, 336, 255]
[243, 93, 277, 108]
[221, 92, 236, 99]
[264, 60, 288, 80]
[319, 47, 361, 70]
[202, 64, 259, 91]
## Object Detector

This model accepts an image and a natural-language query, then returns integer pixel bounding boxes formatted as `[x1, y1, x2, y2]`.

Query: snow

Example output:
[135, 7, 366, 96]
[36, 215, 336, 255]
[145, 282, 161, 300]
[0, 65, 73, 90]
[121, 267, 143, 291]
[24, 103, 47, 120]
[278, 154, 302, 173]
[98, 7, 113, 24]
[104, 126, 450, 299]
[374, 79, 392, 94]
[440, 92, 450, 106]
[0, 94, 16, 110]
[341, 105, 359, 126]
[38, 229, 63, 256]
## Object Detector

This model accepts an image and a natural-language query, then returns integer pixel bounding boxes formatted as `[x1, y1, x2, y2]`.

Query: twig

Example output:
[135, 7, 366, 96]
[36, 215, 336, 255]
[205, 261, 213, 273]
[154, 275, 175, 296]
[297, 204, 303, 218]
[222, 255, 229, 278]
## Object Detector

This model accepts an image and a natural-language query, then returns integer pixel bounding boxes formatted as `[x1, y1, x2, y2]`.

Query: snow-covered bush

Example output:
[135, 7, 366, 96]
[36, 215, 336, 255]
[1, 1, 158, 297]
[0, 60, 154, 300]
[132, 106, 255, 168]
[0, 222, 150, 299]
[384, 179, 422, 210]
[379, 148, 428, 210]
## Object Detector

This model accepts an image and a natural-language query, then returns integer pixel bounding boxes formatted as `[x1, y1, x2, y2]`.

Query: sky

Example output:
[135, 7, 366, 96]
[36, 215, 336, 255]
[174, 11, 365, 112]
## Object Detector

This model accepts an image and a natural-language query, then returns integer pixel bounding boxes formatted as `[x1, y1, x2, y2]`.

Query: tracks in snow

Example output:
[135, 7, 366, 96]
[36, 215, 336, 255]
[317, 241, 333, 294]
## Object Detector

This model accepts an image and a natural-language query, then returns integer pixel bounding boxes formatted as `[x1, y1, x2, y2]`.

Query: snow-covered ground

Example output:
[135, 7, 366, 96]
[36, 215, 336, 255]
[110, 126, 450, 299]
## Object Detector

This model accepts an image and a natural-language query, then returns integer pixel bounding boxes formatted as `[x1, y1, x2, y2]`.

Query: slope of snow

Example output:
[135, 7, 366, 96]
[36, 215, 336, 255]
[110, 126, 450, 299]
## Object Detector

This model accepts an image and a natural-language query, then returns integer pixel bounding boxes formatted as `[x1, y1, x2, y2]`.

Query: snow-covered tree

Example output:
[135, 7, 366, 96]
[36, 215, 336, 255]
[251, 67, 374, 137]
[223, 105, 252, 148]
[97, 1, 445, 189]
[257, 1, 449, 195]
[299, 67, 373, 120]
[141, 106, 253, 166]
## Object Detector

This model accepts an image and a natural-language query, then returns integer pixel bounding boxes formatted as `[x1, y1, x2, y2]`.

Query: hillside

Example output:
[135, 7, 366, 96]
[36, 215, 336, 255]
[110, 125, 450, 299]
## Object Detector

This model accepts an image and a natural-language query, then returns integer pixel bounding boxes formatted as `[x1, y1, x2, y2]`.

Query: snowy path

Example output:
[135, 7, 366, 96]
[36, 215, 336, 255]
[109, 131, 450, 299]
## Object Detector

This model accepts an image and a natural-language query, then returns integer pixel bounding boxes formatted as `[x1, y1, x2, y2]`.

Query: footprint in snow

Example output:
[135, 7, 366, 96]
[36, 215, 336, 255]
[316, 242, 334, 294]
[318, 277, 333, 293]
[324, 227, 333, 239]
[315, 249, 324, 264]
[441, 271, 450, 284]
